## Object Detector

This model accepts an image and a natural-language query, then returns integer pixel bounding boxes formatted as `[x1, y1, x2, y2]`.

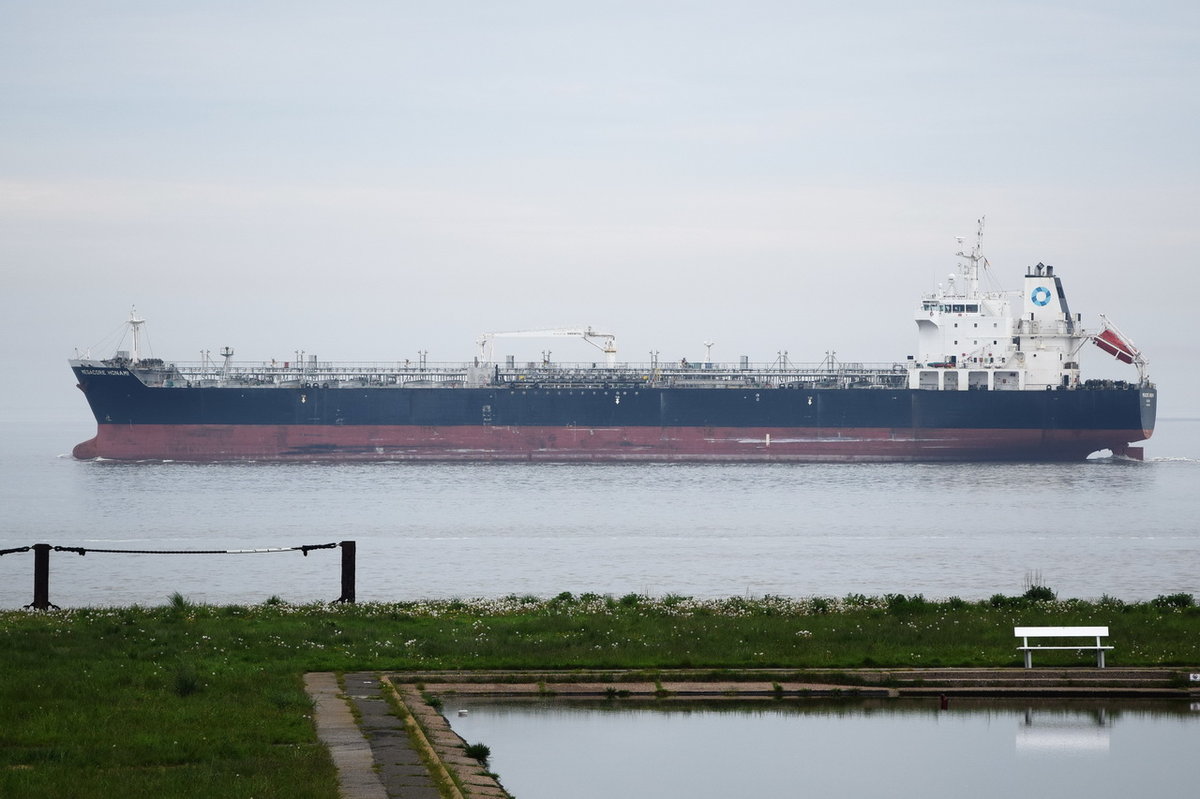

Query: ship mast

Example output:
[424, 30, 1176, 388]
[128, 307, 145, 364]
[955, 216, 986, 299]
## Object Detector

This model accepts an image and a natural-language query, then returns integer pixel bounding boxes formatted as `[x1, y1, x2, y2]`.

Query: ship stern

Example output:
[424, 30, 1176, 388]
[1140, 385, 1157, 440]
[1112, 385, 1156, 460]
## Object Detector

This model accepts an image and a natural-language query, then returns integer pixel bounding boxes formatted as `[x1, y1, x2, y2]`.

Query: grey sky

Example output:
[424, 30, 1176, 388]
[3, 1, 1197, 420]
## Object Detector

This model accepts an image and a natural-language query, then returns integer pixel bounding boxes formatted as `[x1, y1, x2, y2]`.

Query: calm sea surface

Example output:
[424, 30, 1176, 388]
[2, 415, 1198, 608]
[446, 699, 1200, 799]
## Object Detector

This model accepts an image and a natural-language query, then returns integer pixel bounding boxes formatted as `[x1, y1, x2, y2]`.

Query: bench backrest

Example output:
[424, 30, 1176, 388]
[1014, 626, 1108, 638]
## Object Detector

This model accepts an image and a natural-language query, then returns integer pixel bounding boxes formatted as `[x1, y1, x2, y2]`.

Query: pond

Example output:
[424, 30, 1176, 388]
[447, 697, 1199, 799]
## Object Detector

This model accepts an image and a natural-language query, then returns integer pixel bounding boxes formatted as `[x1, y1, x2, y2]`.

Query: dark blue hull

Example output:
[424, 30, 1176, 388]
[71, 366, 1156, 462]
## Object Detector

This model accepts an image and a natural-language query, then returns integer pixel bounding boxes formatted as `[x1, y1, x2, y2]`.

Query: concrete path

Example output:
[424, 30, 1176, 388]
[304, 672, 389, 799]
[307, 671, 447, 799]
[306, 671, 509, 799]
[344, 672, 443, 799]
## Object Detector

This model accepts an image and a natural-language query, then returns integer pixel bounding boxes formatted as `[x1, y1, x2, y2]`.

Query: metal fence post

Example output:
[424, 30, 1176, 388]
[337, 540, 356, 603]
[29, 543, 57, 610]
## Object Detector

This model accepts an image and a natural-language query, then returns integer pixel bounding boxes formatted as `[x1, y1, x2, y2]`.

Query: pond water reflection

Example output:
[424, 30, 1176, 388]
[447, 698, 1199, 799]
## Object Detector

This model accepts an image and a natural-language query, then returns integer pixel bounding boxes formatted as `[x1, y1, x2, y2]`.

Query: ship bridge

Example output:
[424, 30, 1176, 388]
[907, 219, 1115, 392]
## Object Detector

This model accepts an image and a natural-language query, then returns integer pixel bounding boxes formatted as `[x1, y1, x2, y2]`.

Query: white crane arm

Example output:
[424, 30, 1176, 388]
[479, 327, 618, 365]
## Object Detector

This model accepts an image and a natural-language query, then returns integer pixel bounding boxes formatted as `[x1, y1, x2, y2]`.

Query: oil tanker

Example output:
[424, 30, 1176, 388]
[70, 225, 1155, 462]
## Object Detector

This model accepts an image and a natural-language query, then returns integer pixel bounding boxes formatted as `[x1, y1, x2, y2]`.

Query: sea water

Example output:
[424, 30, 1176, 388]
[2, 416, 1197, 608]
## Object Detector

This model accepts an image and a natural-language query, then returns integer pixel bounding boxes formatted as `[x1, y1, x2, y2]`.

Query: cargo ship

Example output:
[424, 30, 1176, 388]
[70, 224, 1155, 462]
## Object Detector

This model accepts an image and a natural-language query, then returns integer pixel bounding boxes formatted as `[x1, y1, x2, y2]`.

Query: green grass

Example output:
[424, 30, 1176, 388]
[1, 592, 1197, 796]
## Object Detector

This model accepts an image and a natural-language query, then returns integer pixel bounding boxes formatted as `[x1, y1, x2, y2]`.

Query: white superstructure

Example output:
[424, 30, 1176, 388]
[908, 220, 1089, 391]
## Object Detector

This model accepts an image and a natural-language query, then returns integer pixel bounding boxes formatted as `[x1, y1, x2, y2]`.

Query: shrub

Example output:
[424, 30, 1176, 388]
[1022, 585, 1057, 602]
[885, 593, 927, 613]
[464, 742, 491, 765]
[173, 663, 201, 697]
[1151, 593, 1195, 609]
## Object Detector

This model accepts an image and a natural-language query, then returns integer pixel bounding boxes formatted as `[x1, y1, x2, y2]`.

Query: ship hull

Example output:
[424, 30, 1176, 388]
[74, 422, 1151, 462]
[72, 367, 1156, 463]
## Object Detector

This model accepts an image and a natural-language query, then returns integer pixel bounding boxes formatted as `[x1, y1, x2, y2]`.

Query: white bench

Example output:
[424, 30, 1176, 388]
[1014, 626, 1112, 668]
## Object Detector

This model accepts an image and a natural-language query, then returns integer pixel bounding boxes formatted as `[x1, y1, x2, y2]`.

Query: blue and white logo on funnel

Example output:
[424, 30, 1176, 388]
[1031, 286, 1052, 306]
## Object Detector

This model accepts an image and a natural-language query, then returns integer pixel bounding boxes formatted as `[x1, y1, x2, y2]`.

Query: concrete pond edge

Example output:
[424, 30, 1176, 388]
[308, 668, 1200, 797]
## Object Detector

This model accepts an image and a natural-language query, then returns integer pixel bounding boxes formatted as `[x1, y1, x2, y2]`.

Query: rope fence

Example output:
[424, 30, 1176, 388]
[1, 540, 356, 610]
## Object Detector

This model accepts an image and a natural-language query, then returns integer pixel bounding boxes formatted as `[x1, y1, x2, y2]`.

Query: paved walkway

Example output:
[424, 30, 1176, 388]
[308, 672, 504, 799]
[308, 672, 444, 799]
[304, 672, 389, 799]
[343, 672, 444, 799]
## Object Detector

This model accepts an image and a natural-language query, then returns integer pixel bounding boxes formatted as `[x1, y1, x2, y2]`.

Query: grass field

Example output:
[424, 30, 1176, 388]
[2, 590, 1196, 797]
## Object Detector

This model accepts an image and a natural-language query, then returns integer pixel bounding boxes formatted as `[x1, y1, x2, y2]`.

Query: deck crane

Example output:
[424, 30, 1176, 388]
[478, 327, 618, 367]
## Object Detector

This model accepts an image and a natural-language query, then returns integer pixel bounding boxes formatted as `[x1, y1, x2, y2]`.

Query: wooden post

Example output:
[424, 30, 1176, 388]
[337, 540, 356, 603]
[29, 543, 56, 610]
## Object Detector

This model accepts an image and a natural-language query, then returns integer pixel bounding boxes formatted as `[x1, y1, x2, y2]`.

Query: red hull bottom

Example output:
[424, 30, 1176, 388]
[75, 424, 1150, 463]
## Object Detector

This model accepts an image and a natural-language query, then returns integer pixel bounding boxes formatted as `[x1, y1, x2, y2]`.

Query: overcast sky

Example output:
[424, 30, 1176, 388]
[3, 0, 1197, 423]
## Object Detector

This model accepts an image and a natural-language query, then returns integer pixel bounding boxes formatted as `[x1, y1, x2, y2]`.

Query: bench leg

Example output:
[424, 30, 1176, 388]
[1097, 649, 1105, 668]
[1024, 651, 1032, 669]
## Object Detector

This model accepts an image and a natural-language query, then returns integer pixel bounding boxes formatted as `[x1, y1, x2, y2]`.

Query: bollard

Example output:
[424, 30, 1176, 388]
[28, 543, 58, 611]
[337, 540, 356, 603]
